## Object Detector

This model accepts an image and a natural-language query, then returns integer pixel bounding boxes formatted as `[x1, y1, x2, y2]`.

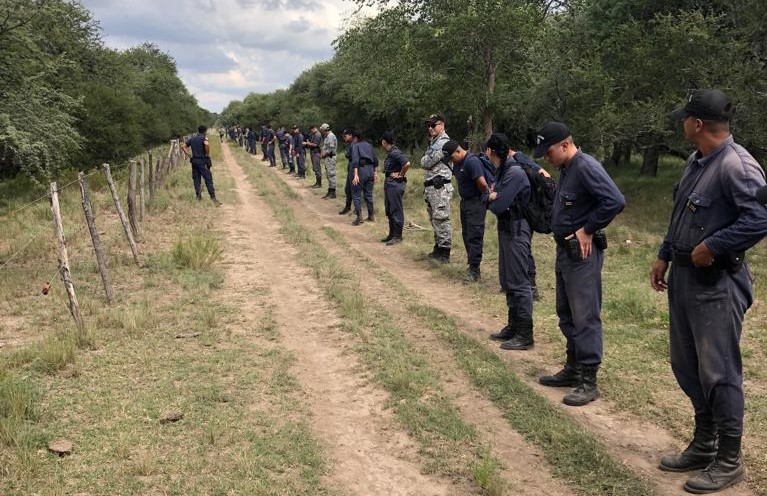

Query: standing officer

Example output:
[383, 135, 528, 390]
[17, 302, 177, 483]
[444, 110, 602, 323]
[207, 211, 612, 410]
[339, 129, 359, 215]
[380, 132, 409, 245]
[292, 125, 306, 179]
[265, 124, 277, 167]
[182, 125, 221, 206]
[442, 140, 490, 281]
[260, 125, 269, 162]
[421, 114, 453, 263]
[246, 127, 256, 154]
[276, 126, 289, 169]
[651, 89, 767, 494]
[319, 123, 338, 199]
[306, 126, 324, 189]
[350, 131, 378, 225]
[485, 133, 534, 350]
[535, 122, 624, 407]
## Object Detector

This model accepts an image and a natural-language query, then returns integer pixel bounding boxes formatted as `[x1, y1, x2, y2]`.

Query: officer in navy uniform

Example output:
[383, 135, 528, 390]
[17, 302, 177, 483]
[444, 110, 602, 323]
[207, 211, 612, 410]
[485, 133, 534, 350]
[534, 122, 625, 407]
[442, 140, 490, 282]
[651, 89, 767, 494]
[246, 127, 256, 154]
[350, 131, 378, 225]
[265, 124, 277, 167]
[260, 125, 269, 161]
[380, 132, 410, 245]
[276, 126, 289, 169]
[306, 126, 323, 189]
[339, 129, 359, 215]
[182, 125, 221, 206]
[292, 126, 306, 179]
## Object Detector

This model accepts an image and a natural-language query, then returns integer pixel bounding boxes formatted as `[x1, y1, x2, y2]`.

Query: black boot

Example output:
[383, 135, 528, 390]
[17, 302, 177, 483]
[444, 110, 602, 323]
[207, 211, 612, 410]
[684, 435, 744, 494]
[352, 213, 364, 226]
[381, 232, 393, 243]
[500, 320, 534, 350]
[366, 210, 375, 222]
[312, 178, 322, 189]
[322, 188, 334, 199]
[659, 419, 717, 472]
[438, 247, 450, 264]
[563, 365, 600, 406]
[539, 352, 580, 387]
[428, 244, 439, 260]
[339, 204, 351, 215]
[328, 188, 336, 199]
[466, 264, 481, 282]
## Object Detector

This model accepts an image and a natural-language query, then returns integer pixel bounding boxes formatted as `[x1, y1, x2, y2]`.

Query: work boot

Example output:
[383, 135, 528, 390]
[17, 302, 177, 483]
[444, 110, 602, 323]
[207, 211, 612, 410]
[311, 178, 322, 189]
[366, 211, 375, 222]
[466, 264, 481, 282]
[490, 325, 515, 341]
[683, 435, 744, 494]
[339, 205, 351, 215]
[211, 197, 222, 207]
[328, 188, 336, 199]
[563, 365, 600, 406]
[386, 236, 402, 246]
[539, 352, 580, 387]
[659, 419, 717, 472]
[428, 244, 439, 260]
[352, 214, 364, 226]
[196, 194, 202, 201]
[500, 320, 534, 350]
[381, 232, 393, 243]
[322, 188, 334, 199]
[438, 247, 451, 264]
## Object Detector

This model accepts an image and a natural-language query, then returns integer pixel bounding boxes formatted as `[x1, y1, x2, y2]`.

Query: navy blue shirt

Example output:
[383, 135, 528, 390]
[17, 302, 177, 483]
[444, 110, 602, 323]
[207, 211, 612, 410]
[293, 132, 305, 153]
[659, 136, 767, 259]
[384, 147, 409, 174]
[488, 158, 531, 216]
[454, 152, 485, 199]
[551, 150, 625, 237]
[512, 151, 540, 171]
[185, 134, 207, 159]
[351, 141, 378, 169]
[308, 131, 322, 154]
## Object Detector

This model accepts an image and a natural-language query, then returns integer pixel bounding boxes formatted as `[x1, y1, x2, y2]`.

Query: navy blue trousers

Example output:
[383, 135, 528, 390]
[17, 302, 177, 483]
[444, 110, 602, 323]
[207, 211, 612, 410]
[668, 264, 752, 437]
[384, 177, 405, 234]
[555, 245, 604, 366]
[191, 159, 215, 198]
[460, 197, 486, 266]
[352, 165, 374, 215]
[499, 219, 533, 323]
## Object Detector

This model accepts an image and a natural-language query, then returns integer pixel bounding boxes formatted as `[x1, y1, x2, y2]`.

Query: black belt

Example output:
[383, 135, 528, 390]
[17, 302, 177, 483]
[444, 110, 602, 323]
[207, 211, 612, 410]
[671, 249, 732, 269]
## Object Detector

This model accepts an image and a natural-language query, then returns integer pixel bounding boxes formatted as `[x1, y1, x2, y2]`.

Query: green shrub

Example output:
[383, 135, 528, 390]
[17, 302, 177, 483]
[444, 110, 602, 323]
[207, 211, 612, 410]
[171, 230, 223, 270]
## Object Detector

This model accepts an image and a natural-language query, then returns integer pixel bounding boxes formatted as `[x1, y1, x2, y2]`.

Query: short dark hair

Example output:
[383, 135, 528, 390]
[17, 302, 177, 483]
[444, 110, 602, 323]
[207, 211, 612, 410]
[351, 130, 362, 139]
[198, 125, 207, 133]
[702, 119, 730, 133]
[381, 131, 395, 145]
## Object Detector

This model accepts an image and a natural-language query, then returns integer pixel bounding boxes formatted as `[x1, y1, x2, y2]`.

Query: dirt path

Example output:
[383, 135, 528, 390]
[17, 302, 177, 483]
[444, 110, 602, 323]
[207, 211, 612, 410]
[218, 143, 460, 496]
[259, 157, 756, 496]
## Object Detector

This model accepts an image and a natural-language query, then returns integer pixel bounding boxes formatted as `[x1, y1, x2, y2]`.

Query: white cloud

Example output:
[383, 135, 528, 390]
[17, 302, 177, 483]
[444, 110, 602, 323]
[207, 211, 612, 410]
[81, 0, 364, 112]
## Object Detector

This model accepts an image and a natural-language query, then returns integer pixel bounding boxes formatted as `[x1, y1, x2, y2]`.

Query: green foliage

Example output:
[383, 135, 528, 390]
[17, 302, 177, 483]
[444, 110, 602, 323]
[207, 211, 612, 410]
[171, 230, 223, 270]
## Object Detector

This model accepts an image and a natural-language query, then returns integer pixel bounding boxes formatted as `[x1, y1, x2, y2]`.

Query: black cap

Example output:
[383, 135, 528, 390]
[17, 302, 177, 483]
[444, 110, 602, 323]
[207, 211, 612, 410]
[425, 114, 445, 125]
[341, 129, 353, 135]
[533, 122, 571, 158]
[485, 133, 510, 156]
[442, 140, 460, 156]
[756, 185, 767, 205]
[670, 89, 735, 122]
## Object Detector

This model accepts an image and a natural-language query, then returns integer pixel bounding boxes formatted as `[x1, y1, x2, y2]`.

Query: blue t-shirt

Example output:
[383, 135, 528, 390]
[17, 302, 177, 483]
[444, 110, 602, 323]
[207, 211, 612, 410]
[384, 147, 409, 174]
[186, 134, 207, 159]
[454, 152, 484, 199]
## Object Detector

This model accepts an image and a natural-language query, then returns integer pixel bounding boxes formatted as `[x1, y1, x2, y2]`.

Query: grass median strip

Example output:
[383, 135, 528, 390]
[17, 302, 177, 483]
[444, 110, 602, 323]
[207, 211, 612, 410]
[234, 147, 507, 492]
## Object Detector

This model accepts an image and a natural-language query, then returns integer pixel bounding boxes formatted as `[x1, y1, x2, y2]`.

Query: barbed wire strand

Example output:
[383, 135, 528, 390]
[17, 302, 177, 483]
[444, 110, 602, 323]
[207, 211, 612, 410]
[2, 168, 102, 219]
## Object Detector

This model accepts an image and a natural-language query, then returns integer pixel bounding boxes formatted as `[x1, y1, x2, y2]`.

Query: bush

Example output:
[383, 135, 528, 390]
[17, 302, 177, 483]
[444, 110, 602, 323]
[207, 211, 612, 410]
[171, 230, 223, 270]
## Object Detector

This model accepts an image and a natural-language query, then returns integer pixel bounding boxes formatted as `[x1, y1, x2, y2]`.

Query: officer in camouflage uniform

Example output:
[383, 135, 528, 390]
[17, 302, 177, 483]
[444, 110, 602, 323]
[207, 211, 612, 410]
[421, 114, 453, 262]
[320, 123, 337, 199]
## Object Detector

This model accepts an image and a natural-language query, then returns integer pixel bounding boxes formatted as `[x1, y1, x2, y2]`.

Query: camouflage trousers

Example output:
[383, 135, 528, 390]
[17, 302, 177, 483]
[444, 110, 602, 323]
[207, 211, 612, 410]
[324, 157, 337, 189]
[424, 183, 453, 248]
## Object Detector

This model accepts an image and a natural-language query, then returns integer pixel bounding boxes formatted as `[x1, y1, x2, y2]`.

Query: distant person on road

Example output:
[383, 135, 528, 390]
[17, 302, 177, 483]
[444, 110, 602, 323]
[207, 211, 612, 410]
[485, 133, 534, 350]
[380, 132, 409, 245]
[420, 114, 453, 263]
[534, 121, 624, 407]
[651, 89, 767, 494]
[182, 125, 221, 206]
[350, 131, 378, 226]
[442, 140, 490, 281]
[320, 123, 338, 199]
[292, 125, 306, 179]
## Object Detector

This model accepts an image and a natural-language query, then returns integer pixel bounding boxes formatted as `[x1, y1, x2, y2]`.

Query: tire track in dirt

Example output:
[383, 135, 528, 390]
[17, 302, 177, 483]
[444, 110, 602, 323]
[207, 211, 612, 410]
[218, 143, 457, 496]
[261, 159, 755, 496]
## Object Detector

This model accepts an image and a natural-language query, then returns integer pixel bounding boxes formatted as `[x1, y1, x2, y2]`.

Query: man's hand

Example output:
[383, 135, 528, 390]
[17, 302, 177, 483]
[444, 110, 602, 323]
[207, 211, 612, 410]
[352, 171, 360, 186]
[538, 168, 551, 178]
[574, 227, 593, 259]
[691, 242, 715, 267]
[488, 191, 498, 201]
[650, 259, 669, 291]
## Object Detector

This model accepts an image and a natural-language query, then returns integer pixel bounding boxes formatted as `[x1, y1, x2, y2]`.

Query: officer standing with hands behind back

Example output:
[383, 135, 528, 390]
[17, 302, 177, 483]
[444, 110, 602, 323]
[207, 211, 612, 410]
[651, 89, 767, 494]
[535, 122, 624, 407]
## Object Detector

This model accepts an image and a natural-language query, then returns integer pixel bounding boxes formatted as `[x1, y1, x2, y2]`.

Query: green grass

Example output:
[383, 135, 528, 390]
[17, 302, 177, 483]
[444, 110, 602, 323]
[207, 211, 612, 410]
[171, 230, 223, 270]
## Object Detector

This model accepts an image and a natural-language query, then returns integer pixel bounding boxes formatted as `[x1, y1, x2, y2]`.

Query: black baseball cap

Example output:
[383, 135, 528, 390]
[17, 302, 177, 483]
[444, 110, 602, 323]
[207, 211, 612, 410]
[442, 140, 461, 156]
[670, 89, 735, 122]
[533, 122, 571, 158]
[341, 129, 353, 136]
[425, 114, 445, 125]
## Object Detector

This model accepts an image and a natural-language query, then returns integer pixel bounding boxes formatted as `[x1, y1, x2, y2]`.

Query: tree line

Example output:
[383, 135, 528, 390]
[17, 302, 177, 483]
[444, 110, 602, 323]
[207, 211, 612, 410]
[0, 0, 212, 180]
[219, 0, 767, 176]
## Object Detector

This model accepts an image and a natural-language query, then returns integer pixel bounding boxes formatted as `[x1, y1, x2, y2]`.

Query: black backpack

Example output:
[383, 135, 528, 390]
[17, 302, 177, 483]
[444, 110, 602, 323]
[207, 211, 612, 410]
[517, 162, 556, 234]
[476, 153, 497, 188]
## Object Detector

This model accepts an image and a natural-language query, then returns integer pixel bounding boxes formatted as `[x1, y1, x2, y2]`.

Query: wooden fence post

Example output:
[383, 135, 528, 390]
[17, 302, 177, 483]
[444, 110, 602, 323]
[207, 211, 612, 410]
[49, 182, 84, 330]
[127, 160, 141, 242]
[139, 158, 145, 222]
[148, 151, 156, 203]
[78, 172, 115, 305]
[103, 163, 140, 266]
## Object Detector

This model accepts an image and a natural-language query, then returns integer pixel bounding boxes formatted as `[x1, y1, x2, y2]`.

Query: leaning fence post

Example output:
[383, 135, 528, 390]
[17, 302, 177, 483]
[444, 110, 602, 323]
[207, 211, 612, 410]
[139, 158, 145, 221]
[127, 160, 141, 242]
[49, 182, 84, 330]
[103, 163, 140, 266]
[79, 172, 115, 305]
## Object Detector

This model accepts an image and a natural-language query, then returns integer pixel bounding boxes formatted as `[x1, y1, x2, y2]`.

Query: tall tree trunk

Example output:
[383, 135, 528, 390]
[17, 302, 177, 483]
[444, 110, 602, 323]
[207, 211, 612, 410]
[605, 141, 622, 167]
[640, 145, 660, 177]
[481, 48, 496, 142]
[621, 143, 632, 165]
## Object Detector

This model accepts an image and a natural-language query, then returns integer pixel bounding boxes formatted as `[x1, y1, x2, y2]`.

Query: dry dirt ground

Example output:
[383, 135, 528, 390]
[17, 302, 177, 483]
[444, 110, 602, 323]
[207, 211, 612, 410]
[218, 143, 755, 496]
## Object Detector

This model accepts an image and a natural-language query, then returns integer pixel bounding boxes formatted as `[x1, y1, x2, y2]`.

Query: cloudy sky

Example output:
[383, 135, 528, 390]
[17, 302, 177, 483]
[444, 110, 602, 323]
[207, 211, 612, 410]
[80, 0, 363, 113]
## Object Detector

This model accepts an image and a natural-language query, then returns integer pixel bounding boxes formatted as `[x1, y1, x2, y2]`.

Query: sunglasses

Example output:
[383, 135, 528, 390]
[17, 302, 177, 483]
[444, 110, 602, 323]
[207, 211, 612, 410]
[428, 122, 443, 128]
